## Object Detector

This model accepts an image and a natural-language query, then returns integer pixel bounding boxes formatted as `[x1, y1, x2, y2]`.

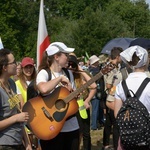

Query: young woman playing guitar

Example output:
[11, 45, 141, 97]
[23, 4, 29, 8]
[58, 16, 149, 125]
[36, 42, 79, 150]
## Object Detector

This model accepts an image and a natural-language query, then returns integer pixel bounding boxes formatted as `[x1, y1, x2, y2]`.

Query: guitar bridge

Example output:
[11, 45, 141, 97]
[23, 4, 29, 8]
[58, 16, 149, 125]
[42, 107, 53, 122]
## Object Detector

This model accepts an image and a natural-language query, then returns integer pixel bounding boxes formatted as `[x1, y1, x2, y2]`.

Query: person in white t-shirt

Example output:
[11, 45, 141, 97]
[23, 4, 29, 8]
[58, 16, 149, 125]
[114, 45, 150, 150]
[36, 42, 79, 150]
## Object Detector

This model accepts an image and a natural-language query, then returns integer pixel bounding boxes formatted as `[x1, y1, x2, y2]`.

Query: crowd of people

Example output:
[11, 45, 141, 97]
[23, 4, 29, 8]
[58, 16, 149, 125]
[0, 42, 150, 150]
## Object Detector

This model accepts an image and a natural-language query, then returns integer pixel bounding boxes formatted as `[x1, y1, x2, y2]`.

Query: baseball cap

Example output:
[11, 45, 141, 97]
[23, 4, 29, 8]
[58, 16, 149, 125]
[46, 42, 75, 56]
[21, 57, 34, 67]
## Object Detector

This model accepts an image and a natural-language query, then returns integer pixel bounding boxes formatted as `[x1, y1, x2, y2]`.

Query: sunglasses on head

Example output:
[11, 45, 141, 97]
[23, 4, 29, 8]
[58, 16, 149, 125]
[68, 62, 77, 69]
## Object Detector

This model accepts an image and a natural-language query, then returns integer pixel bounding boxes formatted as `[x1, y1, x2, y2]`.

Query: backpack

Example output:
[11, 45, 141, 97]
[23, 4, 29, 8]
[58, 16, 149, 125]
[27, 68, 70, 101]
[116, 78, 150, 150]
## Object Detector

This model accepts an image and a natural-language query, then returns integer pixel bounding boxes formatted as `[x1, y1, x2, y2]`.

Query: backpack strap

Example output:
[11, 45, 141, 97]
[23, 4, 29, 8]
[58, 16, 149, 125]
[27, 68, 70, 100]
[135, 77, 150, 98]
[62, 68, 70, 81]
[122, 77, 150, 99]
[45, 68, 52, 81]
[122, 80, 131, 98]
[44, 68, 70, 81]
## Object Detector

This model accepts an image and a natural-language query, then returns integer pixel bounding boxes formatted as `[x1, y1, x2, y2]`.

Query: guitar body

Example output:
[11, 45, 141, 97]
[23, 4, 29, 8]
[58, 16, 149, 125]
[23, 86, 78, 140]
[23, 63, 115, 140]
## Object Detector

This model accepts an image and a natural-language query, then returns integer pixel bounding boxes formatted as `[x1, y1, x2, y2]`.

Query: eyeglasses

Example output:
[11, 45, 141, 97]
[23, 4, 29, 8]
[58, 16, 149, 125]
[68, 62, 77, 69]
[7, 60, 17, 65]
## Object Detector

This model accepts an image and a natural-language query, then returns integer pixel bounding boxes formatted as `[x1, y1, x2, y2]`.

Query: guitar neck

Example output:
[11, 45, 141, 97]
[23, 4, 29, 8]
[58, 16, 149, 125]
[64, 71, 102, 103]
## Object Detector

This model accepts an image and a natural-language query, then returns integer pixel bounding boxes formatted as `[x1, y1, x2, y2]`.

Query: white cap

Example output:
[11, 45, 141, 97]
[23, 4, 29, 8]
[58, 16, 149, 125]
[46, 42, 75, 56]
[120, 45, 148, 68]
[89, 55, 100, 65]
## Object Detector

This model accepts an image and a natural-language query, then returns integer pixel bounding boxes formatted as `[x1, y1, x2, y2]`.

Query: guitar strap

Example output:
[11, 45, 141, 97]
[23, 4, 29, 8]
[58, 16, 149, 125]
[27, 68, 75, 120]
[46, 68, 70, 81]
[62, 68, 70, 81]
[27, 68, 70, 100]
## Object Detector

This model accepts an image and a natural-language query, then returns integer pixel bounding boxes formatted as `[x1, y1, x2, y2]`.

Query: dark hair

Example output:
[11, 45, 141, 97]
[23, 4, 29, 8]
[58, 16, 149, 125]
[0, 48, 12, 76]
[128, 52, 140, 66]
[110, 47, 123, 60]
[68, 55, 78, 69]
[69, 55, 78, 64]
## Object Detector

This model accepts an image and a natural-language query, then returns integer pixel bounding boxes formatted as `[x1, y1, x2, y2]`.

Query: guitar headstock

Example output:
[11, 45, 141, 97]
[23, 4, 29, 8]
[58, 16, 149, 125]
[101, 63, 116, 75]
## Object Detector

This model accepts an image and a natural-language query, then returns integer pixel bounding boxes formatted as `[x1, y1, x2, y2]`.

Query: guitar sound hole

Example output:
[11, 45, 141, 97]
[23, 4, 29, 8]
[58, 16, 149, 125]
[55, 99, 66, 111]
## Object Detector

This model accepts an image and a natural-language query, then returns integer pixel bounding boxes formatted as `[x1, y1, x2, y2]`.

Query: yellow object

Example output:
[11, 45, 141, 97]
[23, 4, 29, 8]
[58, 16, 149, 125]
[77, 99, 88, 119]
[15, 80, 30, 133]
[15, 80, 27, 103]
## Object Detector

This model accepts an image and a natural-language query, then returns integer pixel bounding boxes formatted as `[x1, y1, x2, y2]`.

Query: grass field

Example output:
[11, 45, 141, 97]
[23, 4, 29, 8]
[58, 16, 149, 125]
[80, 129, 103, 150]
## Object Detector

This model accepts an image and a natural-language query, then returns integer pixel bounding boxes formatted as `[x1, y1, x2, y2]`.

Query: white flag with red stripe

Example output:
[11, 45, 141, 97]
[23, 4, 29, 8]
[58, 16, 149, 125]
[37, 0, 50, 68]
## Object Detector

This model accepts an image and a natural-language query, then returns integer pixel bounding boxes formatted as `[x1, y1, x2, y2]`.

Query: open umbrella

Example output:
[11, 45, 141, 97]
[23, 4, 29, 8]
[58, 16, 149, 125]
[101, 38, 135, 54]
[129, 38, 150, 50]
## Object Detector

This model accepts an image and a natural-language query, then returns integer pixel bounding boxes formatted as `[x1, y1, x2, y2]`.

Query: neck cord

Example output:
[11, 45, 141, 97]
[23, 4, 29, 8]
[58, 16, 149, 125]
[50, 69, 63, 86]
[0, 81, 21, 111]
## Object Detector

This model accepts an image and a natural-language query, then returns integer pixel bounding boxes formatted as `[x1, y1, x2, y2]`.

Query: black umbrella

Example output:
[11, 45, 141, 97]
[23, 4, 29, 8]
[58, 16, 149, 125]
[101, 38, 135, 54]
[129, 38, 150, 50]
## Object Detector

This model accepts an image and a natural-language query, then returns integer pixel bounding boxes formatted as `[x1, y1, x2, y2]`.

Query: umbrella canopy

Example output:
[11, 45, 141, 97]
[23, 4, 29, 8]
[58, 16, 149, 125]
[129, 38, 150, 50]
[101, 38, 135, 54]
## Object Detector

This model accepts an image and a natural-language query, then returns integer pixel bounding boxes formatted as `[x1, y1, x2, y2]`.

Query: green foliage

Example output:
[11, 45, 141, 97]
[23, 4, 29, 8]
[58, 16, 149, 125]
[106, 0, 150, 38]
[0, 0, 150, 61]
[0, 0, 40, 61]
[52, 7, 132, 56]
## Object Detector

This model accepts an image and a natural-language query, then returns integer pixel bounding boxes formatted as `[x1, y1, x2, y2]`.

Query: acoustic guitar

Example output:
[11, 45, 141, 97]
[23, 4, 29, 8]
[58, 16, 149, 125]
[22, 63, 115, 140]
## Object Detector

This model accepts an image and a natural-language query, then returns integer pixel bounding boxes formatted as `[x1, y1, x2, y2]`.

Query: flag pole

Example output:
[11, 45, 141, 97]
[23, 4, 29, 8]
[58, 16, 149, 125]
[37, 0, 50, 68]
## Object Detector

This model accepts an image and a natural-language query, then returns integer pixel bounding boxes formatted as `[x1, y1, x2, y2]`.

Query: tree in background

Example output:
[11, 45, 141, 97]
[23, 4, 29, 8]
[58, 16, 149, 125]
[0, 0, 150, 61]
[105, 0, 150, 38]
[0, 0, 39, 60]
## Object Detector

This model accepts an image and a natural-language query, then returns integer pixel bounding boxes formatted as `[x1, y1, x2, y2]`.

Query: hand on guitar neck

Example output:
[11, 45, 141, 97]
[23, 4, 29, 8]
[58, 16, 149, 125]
[23, 62, 116, 140]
